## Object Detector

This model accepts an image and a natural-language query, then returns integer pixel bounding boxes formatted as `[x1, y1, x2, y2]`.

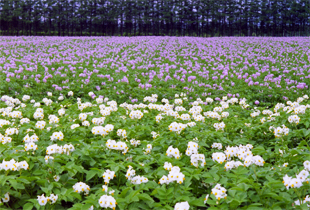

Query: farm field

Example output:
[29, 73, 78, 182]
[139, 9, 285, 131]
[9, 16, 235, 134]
[0, 36, 310, 209]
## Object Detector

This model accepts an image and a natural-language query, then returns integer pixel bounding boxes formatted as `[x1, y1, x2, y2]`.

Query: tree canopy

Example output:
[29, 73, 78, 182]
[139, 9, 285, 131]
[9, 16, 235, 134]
[0, 0, 309, 37]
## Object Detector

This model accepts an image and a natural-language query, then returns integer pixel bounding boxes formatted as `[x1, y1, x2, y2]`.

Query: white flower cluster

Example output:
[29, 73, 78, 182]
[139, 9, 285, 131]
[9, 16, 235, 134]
[273, 125, 289, 138]
[221, 112, 229, 118]
[68, 91, 74, 96]
[228, 98, 239, 104]
[125, 166, 148, 184]
[8, 111, 22, 118]
[211, 184, 227, 200]
[187, 121, 196, 127]
[283, 171, 309, 190]
[42, 98, 53, 106]
[129, 110, 143, 119]
[0, 134, 12, 144]
[5, 127, 18, 135]
[50, 131, 64, 141]
[22, 95, 31, 101]
[143, 95, 157, 103]
[214, 106, 223, 113]
[0, 119, 11, 127]
[125, 165, 136, 180]
[174, 99, 183, 105]
[180, 114, 191, 121]
[174, 201, 190, 210]
[288, 115, 300, 125]
[63, 144, 75, 155]
[159, 166, 185, 185]
[164, 162, 173, 170]
[58, 108, 65, 116]
[48, 115, 60, 124]
[46, 144, 74, 155]
[96, 97, 103, 104]
[92, 117, 105, 125]
[44, 155, 54, 163]
[155, 114, 163, 123]
[98, 194, 117, 209]
[282, 160, 310, 190]
[130, 139, 141, 147]
[190, 154, 206, 168]
[79, 113, 87, 121]
[144, 144, 152, 154]
[175, 106, 186, 112]
[193, 114, 205, 122]
[294, 105, 307, 114]
[239, 98, 249, 109]
[189, 105, 203, 116]
[73, 182, 91, 195]
[224, 160, 243, 170]
[185, 141, 205, 167]
[131, 175, 148, 184]
[204, 111, 221, 120]
[274, 103, 285, 112]
[244, 155, 265, 167]
[92, 124, 114, 136]
[294, 196, 310, 207]
[211, 143, 222, 150]
[24, 131, 37, 139]
[102, 169, 116, 184]
[168, 122, 187, 134]
[117, 129, 127, 139]
[78, 102, 93, 111]
[262, 110, 273, 115]
[185, 141, 199, 156]
[225, 144, 253, 161]
[33, 108, 44, 120]
[166, 146, 181, 159]
[106, 139, 128, 154]
[0, 159, 29, 171]
[212, 144, 264, 168]
[37, 193, 58, 206]
[82, 120, 90, 126]
[25, 142, 38, 151]
[212, 152, 226, 164]
[35, 121, 46, 130]
[206, 97, 214, 104]
[100, 107, 112, 117]
[151, 131, 159, 139]
[213, 122, 225, 131]
[250, 110, 260, 118]
[70, 124, 80, 129]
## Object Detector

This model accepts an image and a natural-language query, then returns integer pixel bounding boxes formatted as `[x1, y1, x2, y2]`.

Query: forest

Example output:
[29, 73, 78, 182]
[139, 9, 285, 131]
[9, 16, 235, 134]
[0, 0, 309, 37]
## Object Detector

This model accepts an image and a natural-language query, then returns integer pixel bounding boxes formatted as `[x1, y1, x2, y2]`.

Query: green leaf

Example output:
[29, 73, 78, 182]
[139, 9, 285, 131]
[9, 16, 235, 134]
[252, 146, 266, 155]
[229, 200, 240, 209]
[41, 187, 50, 194]
[138, 194, 154, 207]
[119, 187, 131, 198]
[86, 170, 98, 181]
[9, 179, 21, 190]
[189, 198, 205, 207]
[0, 175, 7, 186]
[70, 192, 82, 200]
[23, 203, 34, 210]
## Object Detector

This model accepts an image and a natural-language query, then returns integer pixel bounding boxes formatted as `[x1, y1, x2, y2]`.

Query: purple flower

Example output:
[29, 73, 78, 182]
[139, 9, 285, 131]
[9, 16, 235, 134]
[255, 100, 259, 105]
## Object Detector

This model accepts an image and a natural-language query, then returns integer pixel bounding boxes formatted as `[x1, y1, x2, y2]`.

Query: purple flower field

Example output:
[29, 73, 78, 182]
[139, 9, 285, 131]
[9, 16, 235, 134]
[0, 36, 309, 104]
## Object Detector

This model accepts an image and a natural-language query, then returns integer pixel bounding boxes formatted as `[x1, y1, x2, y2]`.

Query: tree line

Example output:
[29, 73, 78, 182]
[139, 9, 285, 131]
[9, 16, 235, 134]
[0, 0, 309, 37]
